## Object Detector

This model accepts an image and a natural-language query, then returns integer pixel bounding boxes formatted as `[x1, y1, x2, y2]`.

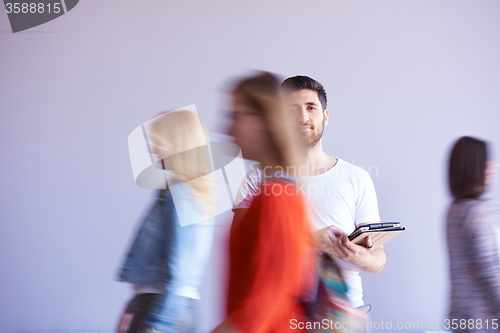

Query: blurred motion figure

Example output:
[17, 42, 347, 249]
[116, 110, 215, 333]
[212, 72, 316, 333]
[446, 136, 500, 332]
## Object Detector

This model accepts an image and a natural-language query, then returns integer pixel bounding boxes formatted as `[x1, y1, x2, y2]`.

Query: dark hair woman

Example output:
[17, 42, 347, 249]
[446, 136, 500, 332]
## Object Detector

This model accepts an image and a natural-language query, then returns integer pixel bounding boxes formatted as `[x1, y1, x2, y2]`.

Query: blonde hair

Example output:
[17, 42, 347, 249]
[148, 110, 215, 219]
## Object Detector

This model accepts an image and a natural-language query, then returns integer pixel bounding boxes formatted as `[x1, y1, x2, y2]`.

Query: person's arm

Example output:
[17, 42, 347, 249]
[316, 224, 387, 273]
[464, 205, 500, 311]
[328, 235, 386, 274]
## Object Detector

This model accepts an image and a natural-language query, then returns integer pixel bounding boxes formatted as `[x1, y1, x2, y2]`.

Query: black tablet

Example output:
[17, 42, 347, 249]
[348, 222, 405, 250]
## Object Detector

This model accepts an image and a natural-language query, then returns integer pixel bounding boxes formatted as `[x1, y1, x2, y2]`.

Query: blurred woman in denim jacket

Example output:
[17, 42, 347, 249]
[116, 110, 216, 333]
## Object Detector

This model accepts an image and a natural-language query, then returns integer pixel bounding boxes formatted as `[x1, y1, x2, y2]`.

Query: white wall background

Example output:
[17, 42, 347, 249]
[1, 1, 499, 332]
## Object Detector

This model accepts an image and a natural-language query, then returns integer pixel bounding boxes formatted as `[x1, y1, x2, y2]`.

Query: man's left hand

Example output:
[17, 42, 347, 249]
[328, 235, 386, 274]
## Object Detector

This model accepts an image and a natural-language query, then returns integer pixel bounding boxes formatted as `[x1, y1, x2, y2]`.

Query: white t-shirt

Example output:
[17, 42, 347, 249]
[232, 158, 380, 307]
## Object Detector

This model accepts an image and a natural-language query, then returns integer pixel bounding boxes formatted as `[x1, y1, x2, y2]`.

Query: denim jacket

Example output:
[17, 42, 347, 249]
[117, 184, 213, 293]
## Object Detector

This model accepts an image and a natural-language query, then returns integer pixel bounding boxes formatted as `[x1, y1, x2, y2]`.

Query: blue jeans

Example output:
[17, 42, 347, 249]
[147, 293, 197, 333]
[119, 293, 198, 333]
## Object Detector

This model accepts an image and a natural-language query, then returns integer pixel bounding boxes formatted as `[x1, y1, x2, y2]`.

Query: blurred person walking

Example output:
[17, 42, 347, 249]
[211, 72, 317, 333]
[116, 110, 216, 333]
[446, 136, 500, 332]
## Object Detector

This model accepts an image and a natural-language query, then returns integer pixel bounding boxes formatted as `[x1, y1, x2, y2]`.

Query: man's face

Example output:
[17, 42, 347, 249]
[286, 89, 328, 147]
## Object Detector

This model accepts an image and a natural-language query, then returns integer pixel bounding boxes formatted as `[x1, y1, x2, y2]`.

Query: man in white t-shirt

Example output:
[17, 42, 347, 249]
[231, 75, 386, 308]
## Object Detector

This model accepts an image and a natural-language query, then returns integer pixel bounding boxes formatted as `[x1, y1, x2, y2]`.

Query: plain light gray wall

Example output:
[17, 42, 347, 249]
[1, 0, 499, 332]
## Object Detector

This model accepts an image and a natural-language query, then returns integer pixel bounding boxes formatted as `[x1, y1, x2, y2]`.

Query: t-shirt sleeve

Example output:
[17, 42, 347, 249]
[232, 168, 262, 211]
[354, 170, 380, 225]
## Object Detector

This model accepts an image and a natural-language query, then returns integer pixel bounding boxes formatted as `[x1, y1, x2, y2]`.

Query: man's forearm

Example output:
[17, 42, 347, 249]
[327, 235, 387, 274]
[359, 247, 386, 274]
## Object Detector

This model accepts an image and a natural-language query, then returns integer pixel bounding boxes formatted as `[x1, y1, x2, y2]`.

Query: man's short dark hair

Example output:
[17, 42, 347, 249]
[448, 136, 488, 200]
[281, 75, 327, 110]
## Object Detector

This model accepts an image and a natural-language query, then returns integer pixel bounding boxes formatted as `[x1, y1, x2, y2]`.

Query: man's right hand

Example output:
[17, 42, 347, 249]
[314, 225, 346, 253]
